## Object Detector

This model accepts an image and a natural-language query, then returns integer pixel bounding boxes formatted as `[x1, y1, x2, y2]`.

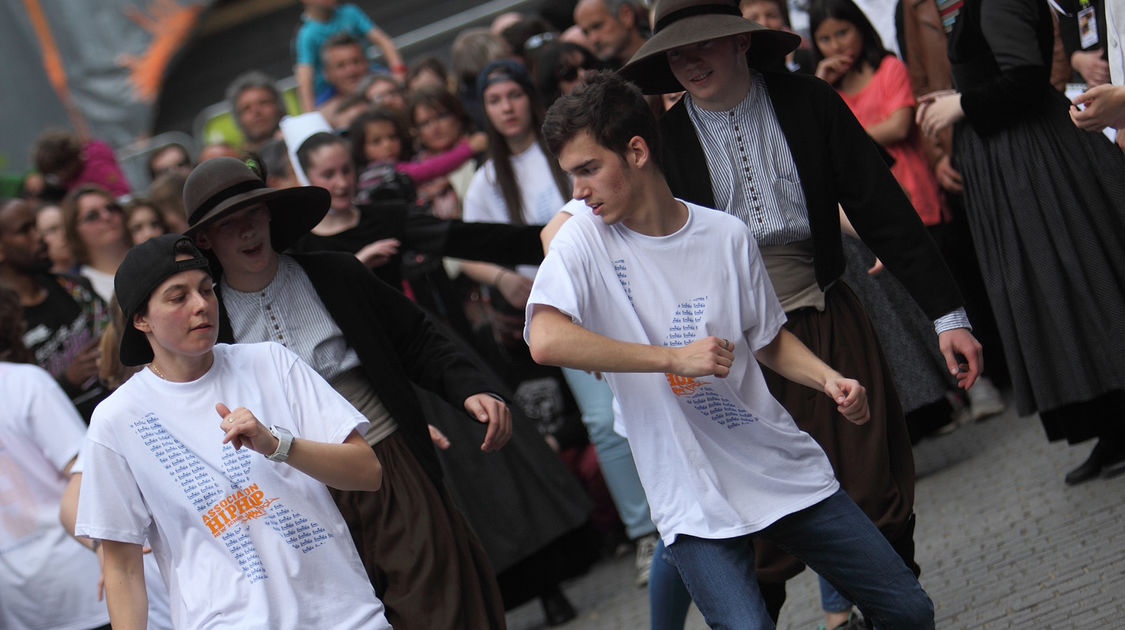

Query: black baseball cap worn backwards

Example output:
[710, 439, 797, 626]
[116, 234, 212, 366]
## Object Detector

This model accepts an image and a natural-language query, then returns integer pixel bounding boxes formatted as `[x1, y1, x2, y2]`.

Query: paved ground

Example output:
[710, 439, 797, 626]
[505, 401, 1125, 629]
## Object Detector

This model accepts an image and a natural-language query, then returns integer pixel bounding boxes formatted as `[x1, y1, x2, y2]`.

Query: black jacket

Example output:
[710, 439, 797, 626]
[218, 251, 499, 484]
[658, 70, 964, 320]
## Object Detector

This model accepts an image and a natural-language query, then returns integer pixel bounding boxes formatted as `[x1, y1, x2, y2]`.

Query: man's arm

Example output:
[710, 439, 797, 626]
[101, 540, 147, 630]
[752, 329, 869, 424]
[527, 305, 733, 377]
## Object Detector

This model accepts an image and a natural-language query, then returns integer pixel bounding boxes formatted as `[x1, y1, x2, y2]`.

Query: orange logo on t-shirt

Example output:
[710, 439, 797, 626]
[665, 373, 710, 396]
[202, 483, 277, 537]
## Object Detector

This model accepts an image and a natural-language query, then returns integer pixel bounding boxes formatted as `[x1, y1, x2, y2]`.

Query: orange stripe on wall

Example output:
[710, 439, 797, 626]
[22, 0, 89, 137]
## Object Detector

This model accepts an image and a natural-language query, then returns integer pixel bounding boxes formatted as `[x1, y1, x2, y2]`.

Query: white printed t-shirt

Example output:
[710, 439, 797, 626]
[75, 342, 389, 630]
[526, 201, 839, 545]
[463, 141, 567, 279]
[0, 362, 110, 630]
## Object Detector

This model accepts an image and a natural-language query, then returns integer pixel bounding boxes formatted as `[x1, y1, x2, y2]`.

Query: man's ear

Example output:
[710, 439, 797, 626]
[627, 135, 650, 169]
[618, 3, 636, 28]
[734, 33, 752, 55]
[194, 231, 211, 249]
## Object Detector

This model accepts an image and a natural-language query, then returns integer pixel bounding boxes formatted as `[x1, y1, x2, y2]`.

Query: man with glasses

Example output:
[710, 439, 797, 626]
[0, 198, 109, 421]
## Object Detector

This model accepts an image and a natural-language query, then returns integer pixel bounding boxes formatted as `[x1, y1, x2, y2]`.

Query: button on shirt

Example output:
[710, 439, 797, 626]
[686, 71, 813, 246]
[221, 255, 361, 380]
[685, 71, 971, 334]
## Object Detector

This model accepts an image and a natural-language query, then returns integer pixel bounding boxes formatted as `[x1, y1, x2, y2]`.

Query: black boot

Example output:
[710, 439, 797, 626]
[1065, 437, 1125, 485]
[540, 583, 576, 627]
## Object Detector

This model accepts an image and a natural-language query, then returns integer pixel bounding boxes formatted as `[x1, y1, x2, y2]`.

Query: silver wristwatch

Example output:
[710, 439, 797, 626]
[267, 426, 293, 462]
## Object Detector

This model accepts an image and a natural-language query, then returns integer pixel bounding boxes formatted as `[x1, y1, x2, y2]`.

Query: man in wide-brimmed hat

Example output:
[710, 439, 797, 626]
[620, 0, 983, 624]
[182, 156, 511, 630]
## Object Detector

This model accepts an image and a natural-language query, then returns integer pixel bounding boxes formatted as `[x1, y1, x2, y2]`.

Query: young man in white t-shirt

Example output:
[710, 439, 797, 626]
[74, 234, 390, 630]
[526, 72, 934, 629]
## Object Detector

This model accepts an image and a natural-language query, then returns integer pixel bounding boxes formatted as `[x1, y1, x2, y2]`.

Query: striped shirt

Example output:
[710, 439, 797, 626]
[221, 254, 361, 380]
[684, 71, 971, 333]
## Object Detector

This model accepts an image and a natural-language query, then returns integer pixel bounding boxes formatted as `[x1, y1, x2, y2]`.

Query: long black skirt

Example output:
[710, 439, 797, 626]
[954, 95, 1125, 442]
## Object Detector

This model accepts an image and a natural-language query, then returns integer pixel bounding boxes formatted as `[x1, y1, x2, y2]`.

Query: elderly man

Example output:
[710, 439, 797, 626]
[226, 71, 286, 151]
[573, 0, 648, 67]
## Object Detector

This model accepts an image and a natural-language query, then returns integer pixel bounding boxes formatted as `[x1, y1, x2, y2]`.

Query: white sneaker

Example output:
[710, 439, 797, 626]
[967, 377, 1004, 421]
[634, 533, 659, 588]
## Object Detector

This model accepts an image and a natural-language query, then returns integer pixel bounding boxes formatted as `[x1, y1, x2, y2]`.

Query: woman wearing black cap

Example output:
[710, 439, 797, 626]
[73, 234, 389, 630]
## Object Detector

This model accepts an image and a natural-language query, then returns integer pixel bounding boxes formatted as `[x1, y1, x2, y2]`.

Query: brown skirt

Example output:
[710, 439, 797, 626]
[754, 283, 918, 583]
[330, 431, 507, 630]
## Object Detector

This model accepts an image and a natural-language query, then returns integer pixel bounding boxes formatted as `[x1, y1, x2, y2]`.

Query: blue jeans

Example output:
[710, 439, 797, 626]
[819, 573, 853, 613]
[665, 489, 933, 630]
[649, 538, 693, 630]
[561, 368, 656, 539]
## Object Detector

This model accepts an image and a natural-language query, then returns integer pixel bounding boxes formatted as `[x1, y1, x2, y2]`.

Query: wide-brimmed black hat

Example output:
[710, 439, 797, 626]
[619, 0, 801, 94]
[116, 234, 212, 366]
[182, 156, 329, 251]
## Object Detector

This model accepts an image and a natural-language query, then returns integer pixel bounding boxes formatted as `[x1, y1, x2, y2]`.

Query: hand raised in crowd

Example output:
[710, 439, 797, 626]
[937, 327, 983, 391]
[1070, 84, 1125, 132]
[216, 402, 277, 455]
[355, 238, 401, 268]
[824, 376, 869, 425]
[63, 338, 101, 388]
[815, 55, 854, 85]
[1070, 50, 1110, 88]
[933, 154, 964, 193]
[670, 335, 735, 378]
[916, 90, 964, 138]
[463, 393, 511, 452]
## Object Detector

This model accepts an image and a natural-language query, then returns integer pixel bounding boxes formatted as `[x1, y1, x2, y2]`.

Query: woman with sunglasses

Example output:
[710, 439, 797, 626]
[62, 184, 131, 302]
[531, 41, 601, 107]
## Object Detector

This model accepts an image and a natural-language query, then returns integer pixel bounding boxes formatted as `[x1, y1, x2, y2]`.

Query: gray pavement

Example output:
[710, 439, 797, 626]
[505, 402, 1125, 629]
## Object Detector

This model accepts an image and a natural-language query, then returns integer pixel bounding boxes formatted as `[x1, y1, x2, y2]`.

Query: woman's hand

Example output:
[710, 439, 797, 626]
[815, 54, 853, 85]
[355, 238, 401, 268]
[1070, 50, 1110, 88]
[495, 269, 533, 309]
[216, 403, 278, 456]
[933, 154, 964, 193]
[467, 132, 488, 154]
[1071, 84, 1125, 131]
[916, 91, 964, 138]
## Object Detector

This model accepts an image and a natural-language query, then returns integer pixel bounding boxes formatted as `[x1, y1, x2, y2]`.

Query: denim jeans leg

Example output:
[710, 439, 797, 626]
[818, 573, 854, 614]
[665, 533, 774, 630]
[649, 538, 694, 630]
[561, 368, 656, 538]
[760, 489, 934, 630]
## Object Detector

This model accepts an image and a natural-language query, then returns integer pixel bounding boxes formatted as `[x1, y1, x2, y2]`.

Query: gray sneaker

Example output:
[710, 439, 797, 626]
[967, 377, 1004, 421]
[633, 533, 659, 588]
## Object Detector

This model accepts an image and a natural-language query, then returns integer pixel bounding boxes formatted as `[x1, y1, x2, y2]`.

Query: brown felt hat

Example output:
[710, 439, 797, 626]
[618, 0, 801, 94]
[182, 156, 329, 252]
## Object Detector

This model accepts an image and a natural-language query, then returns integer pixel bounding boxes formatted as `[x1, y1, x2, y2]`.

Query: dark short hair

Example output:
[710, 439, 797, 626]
[322, 32, 365, 61]
[32, 129, 83, 176]
[542, 70, 660, 169]
[295, 131, 349, 174]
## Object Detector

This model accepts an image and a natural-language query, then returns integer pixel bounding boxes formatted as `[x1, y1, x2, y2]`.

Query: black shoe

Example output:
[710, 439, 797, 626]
[540, 586, 576, 627]
[1065, 438, 1123, 485]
